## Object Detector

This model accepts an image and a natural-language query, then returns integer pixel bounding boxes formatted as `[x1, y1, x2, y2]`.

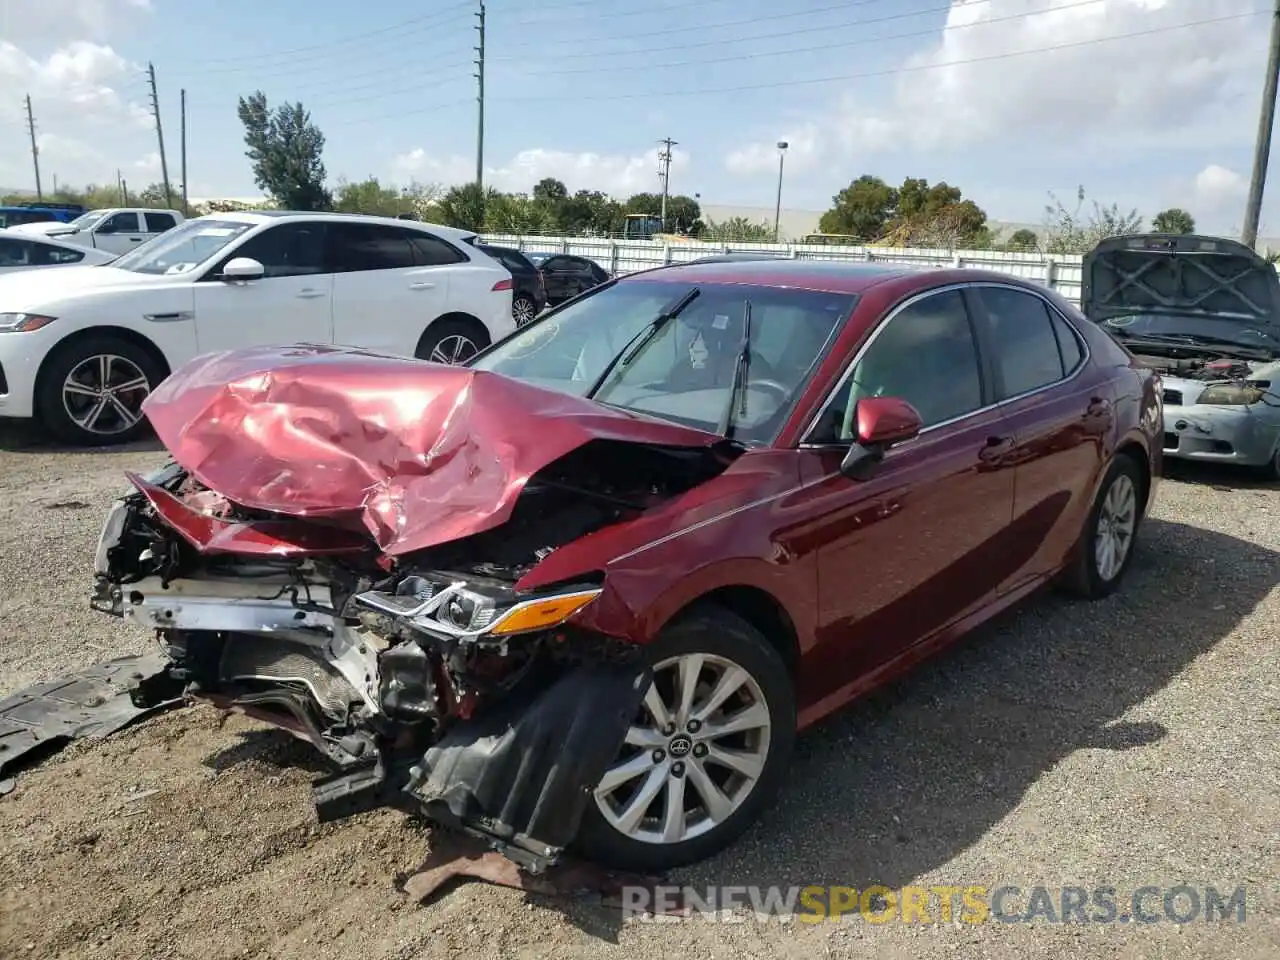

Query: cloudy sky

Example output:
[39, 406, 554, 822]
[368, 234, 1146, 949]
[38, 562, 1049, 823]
[0, 0, 1275, 231]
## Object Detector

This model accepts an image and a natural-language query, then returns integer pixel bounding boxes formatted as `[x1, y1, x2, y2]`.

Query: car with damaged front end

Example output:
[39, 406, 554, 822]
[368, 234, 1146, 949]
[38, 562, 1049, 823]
[1082, 233, 1280, 480]
[89, 259, 1162, 874]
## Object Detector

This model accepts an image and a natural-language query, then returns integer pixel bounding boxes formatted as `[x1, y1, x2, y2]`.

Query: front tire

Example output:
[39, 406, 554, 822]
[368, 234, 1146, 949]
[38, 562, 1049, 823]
[574, 604, 796, 872]
[1060, 453, 1144, 599]
[37, 336, 162, 446]
[1257, 443, 1280, 482]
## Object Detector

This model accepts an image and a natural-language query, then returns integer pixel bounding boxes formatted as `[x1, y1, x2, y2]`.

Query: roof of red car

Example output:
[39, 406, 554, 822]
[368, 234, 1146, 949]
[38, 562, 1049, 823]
[620, 258, 937, 294]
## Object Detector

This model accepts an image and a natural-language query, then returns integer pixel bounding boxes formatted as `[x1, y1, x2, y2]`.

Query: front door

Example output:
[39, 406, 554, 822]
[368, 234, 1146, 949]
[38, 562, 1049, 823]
[192, 221, 334, 353]
[90, 211, 149, 255]
[791, 286, 1019, 710]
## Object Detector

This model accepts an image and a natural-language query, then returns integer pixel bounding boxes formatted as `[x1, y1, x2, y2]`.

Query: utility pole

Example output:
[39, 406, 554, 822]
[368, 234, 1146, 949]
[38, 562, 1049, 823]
[774, 140, 789, 242]
[121, 178, 129, 206]
[25, 95, 42, 200]
[657, 137, 677, 230]
[147, 62, 174, 208]
[474, 0, 485, 191]
[180, 88, 189, 216]
[116, 169, 124, 205]
[1243, 0, 1280, 249]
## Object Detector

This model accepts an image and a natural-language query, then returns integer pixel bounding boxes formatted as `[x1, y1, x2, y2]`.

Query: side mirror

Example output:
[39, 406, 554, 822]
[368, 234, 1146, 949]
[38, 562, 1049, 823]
[838, 396, 923, 481]
[220, 257, 265, 281]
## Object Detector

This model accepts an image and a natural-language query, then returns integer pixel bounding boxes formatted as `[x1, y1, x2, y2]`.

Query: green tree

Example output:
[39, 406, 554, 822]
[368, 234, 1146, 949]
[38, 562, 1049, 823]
[332, 177, 442, 219]
[623, 192, 704, 235]
[818, 175, 899, 240]
[1042, 186, 1143, 254]
[703, 216, 774, 242]
[1006, 228, 1039, 251]
[437, 183, 491, 232]
[132, 182, 172, 208]
[236, 91, 331, 211]
[560, 190, 622, 235]
[1152, 207, 1195, 234]
[531, 177, 568, 204]
[484, 192, 558, 234]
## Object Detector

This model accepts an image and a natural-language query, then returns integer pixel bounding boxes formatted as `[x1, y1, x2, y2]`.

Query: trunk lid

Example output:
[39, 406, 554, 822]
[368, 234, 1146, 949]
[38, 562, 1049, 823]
[1081, 233, 1280, 328]
[141, 344, 730, 557]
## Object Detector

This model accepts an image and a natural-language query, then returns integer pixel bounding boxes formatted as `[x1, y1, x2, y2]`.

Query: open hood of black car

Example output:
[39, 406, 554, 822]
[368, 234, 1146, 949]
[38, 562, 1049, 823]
[1081, 234, 1280, 328]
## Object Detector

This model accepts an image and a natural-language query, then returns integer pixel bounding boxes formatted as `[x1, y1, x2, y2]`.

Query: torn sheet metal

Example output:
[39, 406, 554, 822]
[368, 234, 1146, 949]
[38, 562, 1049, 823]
[141, 343, 723, 557]
[0, 653, 182, 781]
[401, 830, 688, 914]
[406, 660, 650, 872]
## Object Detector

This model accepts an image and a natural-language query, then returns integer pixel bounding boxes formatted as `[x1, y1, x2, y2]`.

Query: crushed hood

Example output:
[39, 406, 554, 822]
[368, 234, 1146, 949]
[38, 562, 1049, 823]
[1081, 233, 1280, 327]
[141, 344, 727, 557]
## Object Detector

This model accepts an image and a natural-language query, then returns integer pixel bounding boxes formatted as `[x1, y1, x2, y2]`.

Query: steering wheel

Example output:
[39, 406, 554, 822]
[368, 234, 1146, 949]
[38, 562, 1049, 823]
[745, 378, 791, 406]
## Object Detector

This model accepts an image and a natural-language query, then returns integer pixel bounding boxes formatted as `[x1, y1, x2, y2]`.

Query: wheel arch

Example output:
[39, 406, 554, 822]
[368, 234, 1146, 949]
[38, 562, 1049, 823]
[415, 312, 491, 358]
[671, 585, 801, 679]
[34, 325, 172, 412]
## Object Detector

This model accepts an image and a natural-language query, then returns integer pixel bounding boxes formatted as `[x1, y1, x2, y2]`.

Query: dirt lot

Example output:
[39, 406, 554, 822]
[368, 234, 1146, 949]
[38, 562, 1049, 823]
[0, 436, 1277, 959]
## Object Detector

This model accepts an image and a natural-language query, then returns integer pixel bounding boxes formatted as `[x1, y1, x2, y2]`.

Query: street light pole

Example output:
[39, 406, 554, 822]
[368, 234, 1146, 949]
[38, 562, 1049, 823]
[774, 141, 788, 242]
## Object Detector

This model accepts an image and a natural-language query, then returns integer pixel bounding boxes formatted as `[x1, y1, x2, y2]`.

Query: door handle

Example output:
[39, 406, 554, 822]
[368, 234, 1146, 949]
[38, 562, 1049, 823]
[978, 435, 1014, 461]
[409, 281, 436, 290]
[296, 288, 327, 299]
[129, 237, 142, 242]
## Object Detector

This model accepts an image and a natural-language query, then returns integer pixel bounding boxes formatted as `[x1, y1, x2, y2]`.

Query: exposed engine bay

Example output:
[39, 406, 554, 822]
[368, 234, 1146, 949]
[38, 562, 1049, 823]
[1131, 352, 1262, 382]
[87, 443, 733, 871]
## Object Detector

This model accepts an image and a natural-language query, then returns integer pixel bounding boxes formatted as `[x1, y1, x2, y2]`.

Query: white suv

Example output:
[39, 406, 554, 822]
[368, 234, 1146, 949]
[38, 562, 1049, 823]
[0, 211, 515, 445]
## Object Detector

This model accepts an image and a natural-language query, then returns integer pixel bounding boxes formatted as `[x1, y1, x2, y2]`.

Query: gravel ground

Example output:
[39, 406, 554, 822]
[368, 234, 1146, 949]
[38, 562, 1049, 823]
[0, 435, 1277, 959]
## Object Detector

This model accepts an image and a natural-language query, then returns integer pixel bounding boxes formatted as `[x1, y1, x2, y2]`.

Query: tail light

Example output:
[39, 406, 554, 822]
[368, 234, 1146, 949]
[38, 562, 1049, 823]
[492, 278, 512, 291]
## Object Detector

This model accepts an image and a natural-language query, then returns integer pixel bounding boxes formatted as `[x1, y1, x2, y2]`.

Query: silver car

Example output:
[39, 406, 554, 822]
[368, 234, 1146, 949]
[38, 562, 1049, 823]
[1082, 233, 1280, 481]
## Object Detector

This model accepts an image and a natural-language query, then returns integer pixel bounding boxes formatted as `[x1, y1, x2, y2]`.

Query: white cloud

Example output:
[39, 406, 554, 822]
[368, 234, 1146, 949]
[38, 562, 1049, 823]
[0, 0, 150, 45]
[1193, 163, 1248, 206]
[389, 146, 690, 197]
[725, 0, 1261, 173]
[724, 126, 821, 176]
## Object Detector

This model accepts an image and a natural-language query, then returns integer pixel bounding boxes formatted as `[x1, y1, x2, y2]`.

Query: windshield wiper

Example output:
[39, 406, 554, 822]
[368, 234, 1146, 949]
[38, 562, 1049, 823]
[1116, 332, 1274, 360]
[585, 286, 700, 399]
[717, 298, 753, 438]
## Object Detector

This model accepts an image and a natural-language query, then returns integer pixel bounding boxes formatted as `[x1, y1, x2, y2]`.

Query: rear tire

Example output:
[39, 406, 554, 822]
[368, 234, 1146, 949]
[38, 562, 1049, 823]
[1059, 453, 1145, 599]
[37, 336, 162, 446]
[414, 317, 490, 365]
[512, 295, 537, 327]
[1257, 443, 1280, 482]
[574, 604, 796, 873]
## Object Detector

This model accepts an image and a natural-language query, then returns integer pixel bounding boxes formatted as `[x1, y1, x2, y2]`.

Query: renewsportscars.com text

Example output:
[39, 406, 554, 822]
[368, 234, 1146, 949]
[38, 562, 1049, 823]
[621, 884, 1249, 924]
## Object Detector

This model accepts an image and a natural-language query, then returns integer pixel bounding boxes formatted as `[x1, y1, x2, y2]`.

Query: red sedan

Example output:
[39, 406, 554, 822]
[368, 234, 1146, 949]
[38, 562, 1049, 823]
[91, 259, 1162, 874]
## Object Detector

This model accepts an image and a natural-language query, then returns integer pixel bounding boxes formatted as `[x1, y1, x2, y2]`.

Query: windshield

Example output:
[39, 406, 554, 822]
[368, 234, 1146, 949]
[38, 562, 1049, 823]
[65, 210, 107, 230]
[471, 279, 855, 441]
[109, 218, 255, 275]
[1102, 313, 1280, 352]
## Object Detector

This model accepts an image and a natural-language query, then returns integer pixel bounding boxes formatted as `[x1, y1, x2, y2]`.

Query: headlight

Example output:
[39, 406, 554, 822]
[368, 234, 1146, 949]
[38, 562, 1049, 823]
[0, 312, 56, 332]
[354, 574, 602, 640]
[1197, 383, 1267, 405]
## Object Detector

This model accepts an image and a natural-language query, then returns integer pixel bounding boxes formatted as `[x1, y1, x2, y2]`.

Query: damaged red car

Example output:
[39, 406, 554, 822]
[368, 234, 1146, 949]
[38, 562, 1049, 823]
[90, 260, 1162, 873]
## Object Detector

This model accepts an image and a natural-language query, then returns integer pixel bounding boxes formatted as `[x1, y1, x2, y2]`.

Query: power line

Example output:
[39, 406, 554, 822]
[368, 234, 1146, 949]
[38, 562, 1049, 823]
[169, 1, 475, 71]
[483, 8, 1267, 102]
[497, 0, 1117, 77]
[491, 0, 906, 53]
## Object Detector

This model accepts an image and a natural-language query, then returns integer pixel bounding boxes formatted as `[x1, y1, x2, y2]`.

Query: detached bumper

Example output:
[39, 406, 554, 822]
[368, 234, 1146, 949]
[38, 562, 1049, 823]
[1161, 404, 1280, 467]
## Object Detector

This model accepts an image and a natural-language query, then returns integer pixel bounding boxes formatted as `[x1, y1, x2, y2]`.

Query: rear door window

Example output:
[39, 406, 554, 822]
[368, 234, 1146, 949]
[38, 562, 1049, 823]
[971, 286, 1068, 398]
[327, 223, 416, 272]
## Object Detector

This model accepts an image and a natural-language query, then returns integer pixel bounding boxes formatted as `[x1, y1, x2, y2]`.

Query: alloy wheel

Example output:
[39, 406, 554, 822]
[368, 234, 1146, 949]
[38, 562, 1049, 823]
[1094, 472, 1137, 581]
[428, 334, 478, 365]
[513, 297, 537, 327]
[61, 354, 151, 437]
[593, 652, 772, 845]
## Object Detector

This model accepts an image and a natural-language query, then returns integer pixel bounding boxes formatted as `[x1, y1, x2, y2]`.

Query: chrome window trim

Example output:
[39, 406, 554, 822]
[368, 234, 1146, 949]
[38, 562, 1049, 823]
[796, 279, 1093, 448]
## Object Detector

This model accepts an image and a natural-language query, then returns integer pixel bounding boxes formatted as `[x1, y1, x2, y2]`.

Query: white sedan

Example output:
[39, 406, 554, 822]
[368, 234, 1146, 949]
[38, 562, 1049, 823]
[0, 232, 117, 272]
[0, 211, 516, 445]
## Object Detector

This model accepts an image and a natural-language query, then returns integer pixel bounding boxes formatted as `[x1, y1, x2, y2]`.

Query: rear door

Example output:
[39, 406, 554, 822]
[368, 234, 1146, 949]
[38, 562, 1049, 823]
[966, 283, 1113, 592]
[327, 222, 450, 356]
[144, 211, 180, 238]
[90, 211, 148, 254]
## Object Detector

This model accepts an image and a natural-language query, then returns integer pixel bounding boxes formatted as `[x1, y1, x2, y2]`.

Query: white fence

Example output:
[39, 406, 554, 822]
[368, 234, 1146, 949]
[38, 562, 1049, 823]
[480, 234, 1087, 306]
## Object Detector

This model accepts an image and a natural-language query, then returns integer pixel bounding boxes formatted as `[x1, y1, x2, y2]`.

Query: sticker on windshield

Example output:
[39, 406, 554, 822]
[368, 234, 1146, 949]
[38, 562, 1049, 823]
[712, 314, 730, 329]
